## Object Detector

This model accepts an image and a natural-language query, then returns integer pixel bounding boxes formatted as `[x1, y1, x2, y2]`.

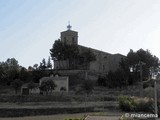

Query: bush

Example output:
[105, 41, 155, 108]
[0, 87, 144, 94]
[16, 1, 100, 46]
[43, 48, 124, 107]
[134, 98, 153, 112]
[97, 76, 107, 86]
[118, 95, 136, 111]
[118, 95, 154, 112]
[81, 80, 94, 95]
[106, 69, 127, 88]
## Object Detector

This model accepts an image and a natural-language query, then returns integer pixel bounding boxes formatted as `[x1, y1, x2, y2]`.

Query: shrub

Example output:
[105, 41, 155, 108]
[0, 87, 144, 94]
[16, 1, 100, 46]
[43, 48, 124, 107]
[118, 95, 136, 111]
[97, 76, 107, 86]
[134, 97, 153, 112]
[81, 80, 94, 95]
[39, 80, 56, 95]
[60, 87, 66, 91]
[118, 95, 154, 112]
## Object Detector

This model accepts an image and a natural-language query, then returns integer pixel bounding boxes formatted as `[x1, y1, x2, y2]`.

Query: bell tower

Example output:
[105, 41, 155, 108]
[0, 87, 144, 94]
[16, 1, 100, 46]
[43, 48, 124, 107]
[61, 23, 78, 45]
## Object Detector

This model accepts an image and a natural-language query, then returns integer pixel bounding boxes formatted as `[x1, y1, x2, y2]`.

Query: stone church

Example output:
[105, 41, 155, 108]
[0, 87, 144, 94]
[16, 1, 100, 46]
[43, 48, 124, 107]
[54, 25, 125, 80]
[53, 24, 125, 80]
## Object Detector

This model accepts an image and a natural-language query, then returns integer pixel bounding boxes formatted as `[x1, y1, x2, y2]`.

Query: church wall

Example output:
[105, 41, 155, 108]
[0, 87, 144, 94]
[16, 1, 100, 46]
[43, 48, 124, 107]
[82, 47, 110, 73]
[108, 54, 125, 72]
[88, 49, 125, 74]
[53, 77, 69, 92]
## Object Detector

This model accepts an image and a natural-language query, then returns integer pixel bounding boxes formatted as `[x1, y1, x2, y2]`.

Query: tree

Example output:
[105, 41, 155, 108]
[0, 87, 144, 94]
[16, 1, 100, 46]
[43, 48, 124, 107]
[33, 64, 38, 70]
[0, 58, 20, 85]
[106, 69, 127, 88]
[64, 43, 79, 69]
[28, 66, 33, 71]
[42, 58, 47, 69]
[50, 39, 65, 61]
[119, 49, 160, 84]
[0, 63, 5, 84]
[39, 58, 47, 70]
[31, 70, 44, 83]
[81, 80, 94, 96]
[50, 39, 79, 69]
[47, 56, 52, 69]
[19, 67, 29, 82]
[39, 79, 56, 95]
[97, 76, 107, 86]
[11, 79, 23, 94]
[79, 48, 96, 69]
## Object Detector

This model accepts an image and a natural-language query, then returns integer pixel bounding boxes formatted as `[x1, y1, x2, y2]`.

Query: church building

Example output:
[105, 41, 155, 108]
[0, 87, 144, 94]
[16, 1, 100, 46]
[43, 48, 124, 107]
[53, 24, 125, 79]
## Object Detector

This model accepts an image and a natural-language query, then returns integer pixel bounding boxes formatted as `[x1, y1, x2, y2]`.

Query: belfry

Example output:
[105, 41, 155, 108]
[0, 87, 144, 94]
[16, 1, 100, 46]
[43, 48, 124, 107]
[61, 24, 78, 45]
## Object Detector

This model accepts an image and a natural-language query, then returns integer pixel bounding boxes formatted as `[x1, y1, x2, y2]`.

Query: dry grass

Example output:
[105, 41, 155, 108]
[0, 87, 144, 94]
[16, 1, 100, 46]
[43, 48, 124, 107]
[0, 101, 118, 109]
[0, 112, 122, 120]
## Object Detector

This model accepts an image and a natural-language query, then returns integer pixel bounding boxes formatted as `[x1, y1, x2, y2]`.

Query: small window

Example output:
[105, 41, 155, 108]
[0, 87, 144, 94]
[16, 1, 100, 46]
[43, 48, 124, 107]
[103, 65, 105, 71]
[64, 37, 66, 41]
[72, 37, 75, 42]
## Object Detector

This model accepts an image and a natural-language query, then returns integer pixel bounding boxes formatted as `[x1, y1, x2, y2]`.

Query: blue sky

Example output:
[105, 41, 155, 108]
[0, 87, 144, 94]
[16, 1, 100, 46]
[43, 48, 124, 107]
[0, 0, 160, 68]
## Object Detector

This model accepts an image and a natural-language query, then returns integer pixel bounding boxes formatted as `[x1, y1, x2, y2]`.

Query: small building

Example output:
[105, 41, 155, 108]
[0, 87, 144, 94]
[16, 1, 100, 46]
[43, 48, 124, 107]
[39, 75, 69, 93]
[21, 83, 40, 95]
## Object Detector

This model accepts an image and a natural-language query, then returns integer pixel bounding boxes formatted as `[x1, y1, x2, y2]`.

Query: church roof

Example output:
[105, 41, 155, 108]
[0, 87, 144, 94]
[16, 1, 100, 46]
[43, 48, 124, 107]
[78, 45, 125, 57]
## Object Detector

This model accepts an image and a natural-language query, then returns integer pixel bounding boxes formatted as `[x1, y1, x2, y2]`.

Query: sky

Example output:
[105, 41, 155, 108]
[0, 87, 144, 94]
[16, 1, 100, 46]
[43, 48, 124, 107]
[0, 0, 160, 68]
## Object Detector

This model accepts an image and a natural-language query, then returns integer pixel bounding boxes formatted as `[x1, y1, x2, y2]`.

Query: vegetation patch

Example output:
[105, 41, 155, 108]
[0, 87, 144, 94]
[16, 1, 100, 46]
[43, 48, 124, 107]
[0, 107, 94, 117]
[0, 95, 71, 103]
[118, 95, 154, 112]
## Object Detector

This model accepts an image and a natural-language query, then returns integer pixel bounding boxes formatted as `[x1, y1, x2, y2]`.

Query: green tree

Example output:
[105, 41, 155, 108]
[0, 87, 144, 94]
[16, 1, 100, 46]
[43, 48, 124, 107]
[120, 49, 160, 84]
[42, 58, 47, 69]
[64, 44, 79, 69]
[39, 79, 56, 95]
[106, 69, 127, 88]
[79, 48, 96, 69]
[39, 58, 47, 70]
[47, 56, 52, 69]
[50, 39, 65, 61]
[33, 64, 38, 70]
[0, 63, 5, 84]
[50, 39, 79, 69]
[0, 58, 20, 85]
[81, 80, 94, 96]
[11, 79, 23, 94]
[97, 76, 107, 86]
[19, 67, 29, 82]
